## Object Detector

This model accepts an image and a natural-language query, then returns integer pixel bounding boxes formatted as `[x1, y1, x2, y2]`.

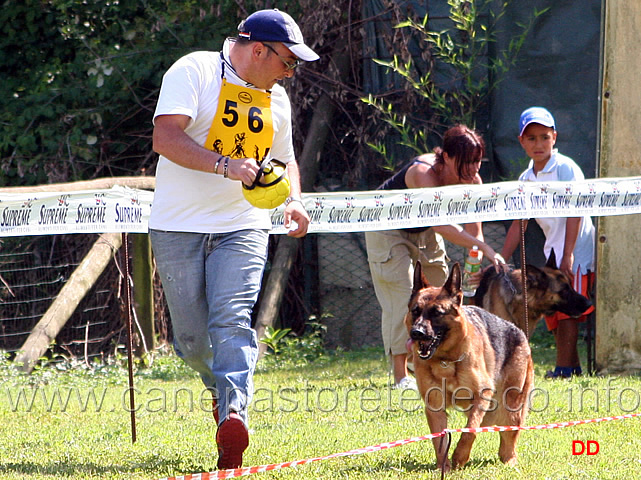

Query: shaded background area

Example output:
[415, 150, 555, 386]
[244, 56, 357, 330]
[488, 0, 602, 181]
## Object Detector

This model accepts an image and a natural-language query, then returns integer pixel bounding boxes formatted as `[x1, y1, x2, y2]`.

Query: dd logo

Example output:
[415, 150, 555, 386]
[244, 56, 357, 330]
[572, 440, 600, 455]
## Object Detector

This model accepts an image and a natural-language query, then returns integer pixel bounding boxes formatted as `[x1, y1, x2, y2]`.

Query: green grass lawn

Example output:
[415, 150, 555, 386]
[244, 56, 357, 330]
[2, 328, 641, 480]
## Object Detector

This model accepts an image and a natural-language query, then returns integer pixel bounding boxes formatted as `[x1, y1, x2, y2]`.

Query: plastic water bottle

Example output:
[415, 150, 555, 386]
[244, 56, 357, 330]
[462, 245, 481, 297]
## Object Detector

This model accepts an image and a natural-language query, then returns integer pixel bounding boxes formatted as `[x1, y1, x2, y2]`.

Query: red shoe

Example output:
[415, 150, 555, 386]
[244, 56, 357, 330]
[216, 413, 249, 470]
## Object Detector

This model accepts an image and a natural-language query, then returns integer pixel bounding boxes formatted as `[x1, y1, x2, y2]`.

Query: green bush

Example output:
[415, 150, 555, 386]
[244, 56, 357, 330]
[260, 320, 328, 368]
[0, 0, 256, 186]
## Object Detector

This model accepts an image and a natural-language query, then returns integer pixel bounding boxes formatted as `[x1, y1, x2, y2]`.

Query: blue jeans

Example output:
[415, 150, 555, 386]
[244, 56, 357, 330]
[150, 229, 269, 426]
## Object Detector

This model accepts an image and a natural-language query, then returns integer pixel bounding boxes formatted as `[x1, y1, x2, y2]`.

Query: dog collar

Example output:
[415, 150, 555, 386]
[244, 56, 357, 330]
[440, 352, 466, 368]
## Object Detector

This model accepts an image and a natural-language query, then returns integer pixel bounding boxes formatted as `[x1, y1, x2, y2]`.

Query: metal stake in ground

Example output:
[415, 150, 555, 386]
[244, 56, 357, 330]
[122, 232, 137, 443]
[439, 432, 452, 480]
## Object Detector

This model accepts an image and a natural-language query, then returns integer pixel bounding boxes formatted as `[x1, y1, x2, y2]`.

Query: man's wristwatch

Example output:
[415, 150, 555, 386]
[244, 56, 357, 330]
[284, 196, 303, 207]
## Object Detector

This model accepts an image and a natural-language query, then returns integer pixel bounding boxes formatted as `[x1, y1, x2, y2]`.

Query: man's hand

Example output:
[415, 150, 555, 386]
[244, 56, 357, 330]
[284, 200, 309, 237]
[226, 157, 261, 186]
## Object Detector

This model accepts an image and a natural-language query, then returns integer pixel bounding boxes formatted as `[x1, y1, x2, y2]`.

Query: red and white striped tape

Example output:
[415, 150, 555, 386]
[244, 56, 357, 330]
[157, 412, 641, 479]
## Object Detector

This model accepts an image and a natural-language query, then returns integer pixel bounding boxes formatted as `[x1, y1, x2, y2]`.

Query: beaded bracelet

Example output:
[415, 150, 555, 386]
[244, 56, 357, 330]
[223, 156, 229, 178]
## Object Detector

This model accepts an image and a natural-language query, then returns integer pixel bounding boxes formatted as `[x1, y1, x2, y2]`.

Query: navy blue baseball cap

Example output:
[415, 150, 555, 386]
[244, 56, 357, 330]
[237, 9, 319, 62]
[519, 107, 556, 136]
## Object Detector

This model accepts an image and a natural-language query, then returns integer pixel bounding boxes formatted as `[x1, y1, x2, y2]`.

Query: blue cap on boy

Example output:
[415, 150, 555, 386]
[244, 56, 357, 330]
[519, 107, 555, 136]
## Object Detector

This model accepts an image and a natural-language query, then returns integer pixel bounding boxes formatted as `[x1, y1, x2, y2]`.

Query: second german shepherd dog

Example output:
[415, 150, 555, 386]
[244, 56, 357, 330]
[473, 250, 592, 338]
[406, 262, 534, 472]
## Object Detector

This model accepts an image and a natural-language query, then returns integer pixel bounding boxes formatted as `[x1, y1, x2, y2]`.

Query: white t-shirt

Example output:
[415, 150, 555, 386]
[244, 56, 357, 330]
[150, 40, 295, 233]
[519, 150, 595, 274]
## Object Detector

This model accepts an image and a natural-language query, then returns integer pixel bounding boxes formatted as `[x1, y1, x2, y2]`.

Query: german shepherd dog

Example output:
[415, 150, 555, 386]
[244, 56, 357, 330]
[473, 250, 592, 338]
[406, 262, 533, 472]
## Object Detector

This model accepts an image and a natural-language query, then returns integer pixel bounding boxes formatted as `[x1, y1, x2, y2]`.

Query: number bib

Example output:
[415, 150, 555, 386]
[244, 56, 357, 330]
[204, 79, 273, 161]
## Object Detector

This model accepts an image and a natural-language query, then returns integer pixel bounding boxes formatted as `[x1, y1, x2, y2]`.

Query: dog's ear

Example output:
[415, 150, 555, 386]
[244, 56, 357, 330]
[545, 249, 557, 269]
[412, 260, 430, 296]
[443, 262, 463, 304]
[525, 264, 548, 291]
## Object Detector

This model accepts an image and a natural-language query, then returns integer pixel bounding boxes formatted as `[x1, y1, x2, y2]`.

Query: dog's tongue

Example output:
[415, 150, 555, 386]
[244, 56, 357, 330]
[406, 338, 414, 353]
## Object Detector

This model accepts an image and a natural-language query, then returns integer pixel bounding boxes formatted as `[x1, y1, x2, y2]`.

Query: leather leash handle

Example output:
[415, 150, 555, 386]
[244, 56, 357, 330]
[519, 219, 529, 339]
[243, 158, 286, 190]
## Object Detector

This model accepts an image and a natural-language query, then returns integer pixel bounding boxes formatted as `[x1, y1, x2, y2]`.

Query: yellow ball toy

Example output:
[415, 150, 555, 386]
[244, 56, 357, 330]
[242, 158, 290, 209]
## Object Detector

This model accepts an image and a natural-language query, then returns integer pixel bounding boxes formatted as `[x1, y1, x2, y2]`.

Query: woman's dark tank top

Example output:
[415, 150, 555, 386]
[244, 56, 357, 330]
[378, 157, 432, 190]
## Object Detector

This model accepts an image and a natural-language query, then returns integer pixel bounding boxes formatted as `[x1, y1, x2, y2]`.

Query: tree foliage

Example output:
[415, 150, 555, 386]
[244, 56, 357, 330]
[0, 0, 372, 190]
[0, 1, 264, 186]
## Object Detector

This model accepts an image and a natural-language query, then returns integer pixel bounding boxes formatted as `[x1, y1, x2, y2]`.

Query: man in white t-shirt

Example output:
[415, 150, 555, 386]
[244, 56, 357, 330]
[149, 9, 317, 469]
[502, 107, 595, 379]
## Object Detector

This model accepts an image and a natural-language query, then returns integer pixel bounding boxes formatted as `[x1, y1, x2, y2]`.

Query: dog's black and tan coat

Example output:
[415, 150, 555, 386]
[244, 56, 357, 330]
[406, 262, 534, 472]
[473, 250, 592, 338]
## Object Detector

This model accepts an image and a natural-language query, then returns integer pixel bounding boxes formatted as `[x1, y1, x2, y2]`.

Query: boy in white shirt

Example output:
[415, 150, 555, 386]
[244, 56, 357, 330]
[501, 107, 595, 378]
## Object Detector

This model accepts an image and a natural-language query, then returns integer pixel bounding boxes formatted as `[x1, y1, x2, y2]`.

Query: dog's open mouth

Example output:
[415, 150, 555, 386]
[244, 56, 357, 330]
[410, 329, 444, 360]
[417, 334, 441, 360]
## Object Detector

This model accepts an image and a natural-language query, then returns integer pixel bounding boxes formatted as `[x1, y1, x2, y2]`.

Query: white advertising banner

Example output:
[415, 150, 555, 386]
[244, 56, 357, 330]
[270, 176, 641, 234]
[0, 177, 640, 237]
[0, 185, 153, 237]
